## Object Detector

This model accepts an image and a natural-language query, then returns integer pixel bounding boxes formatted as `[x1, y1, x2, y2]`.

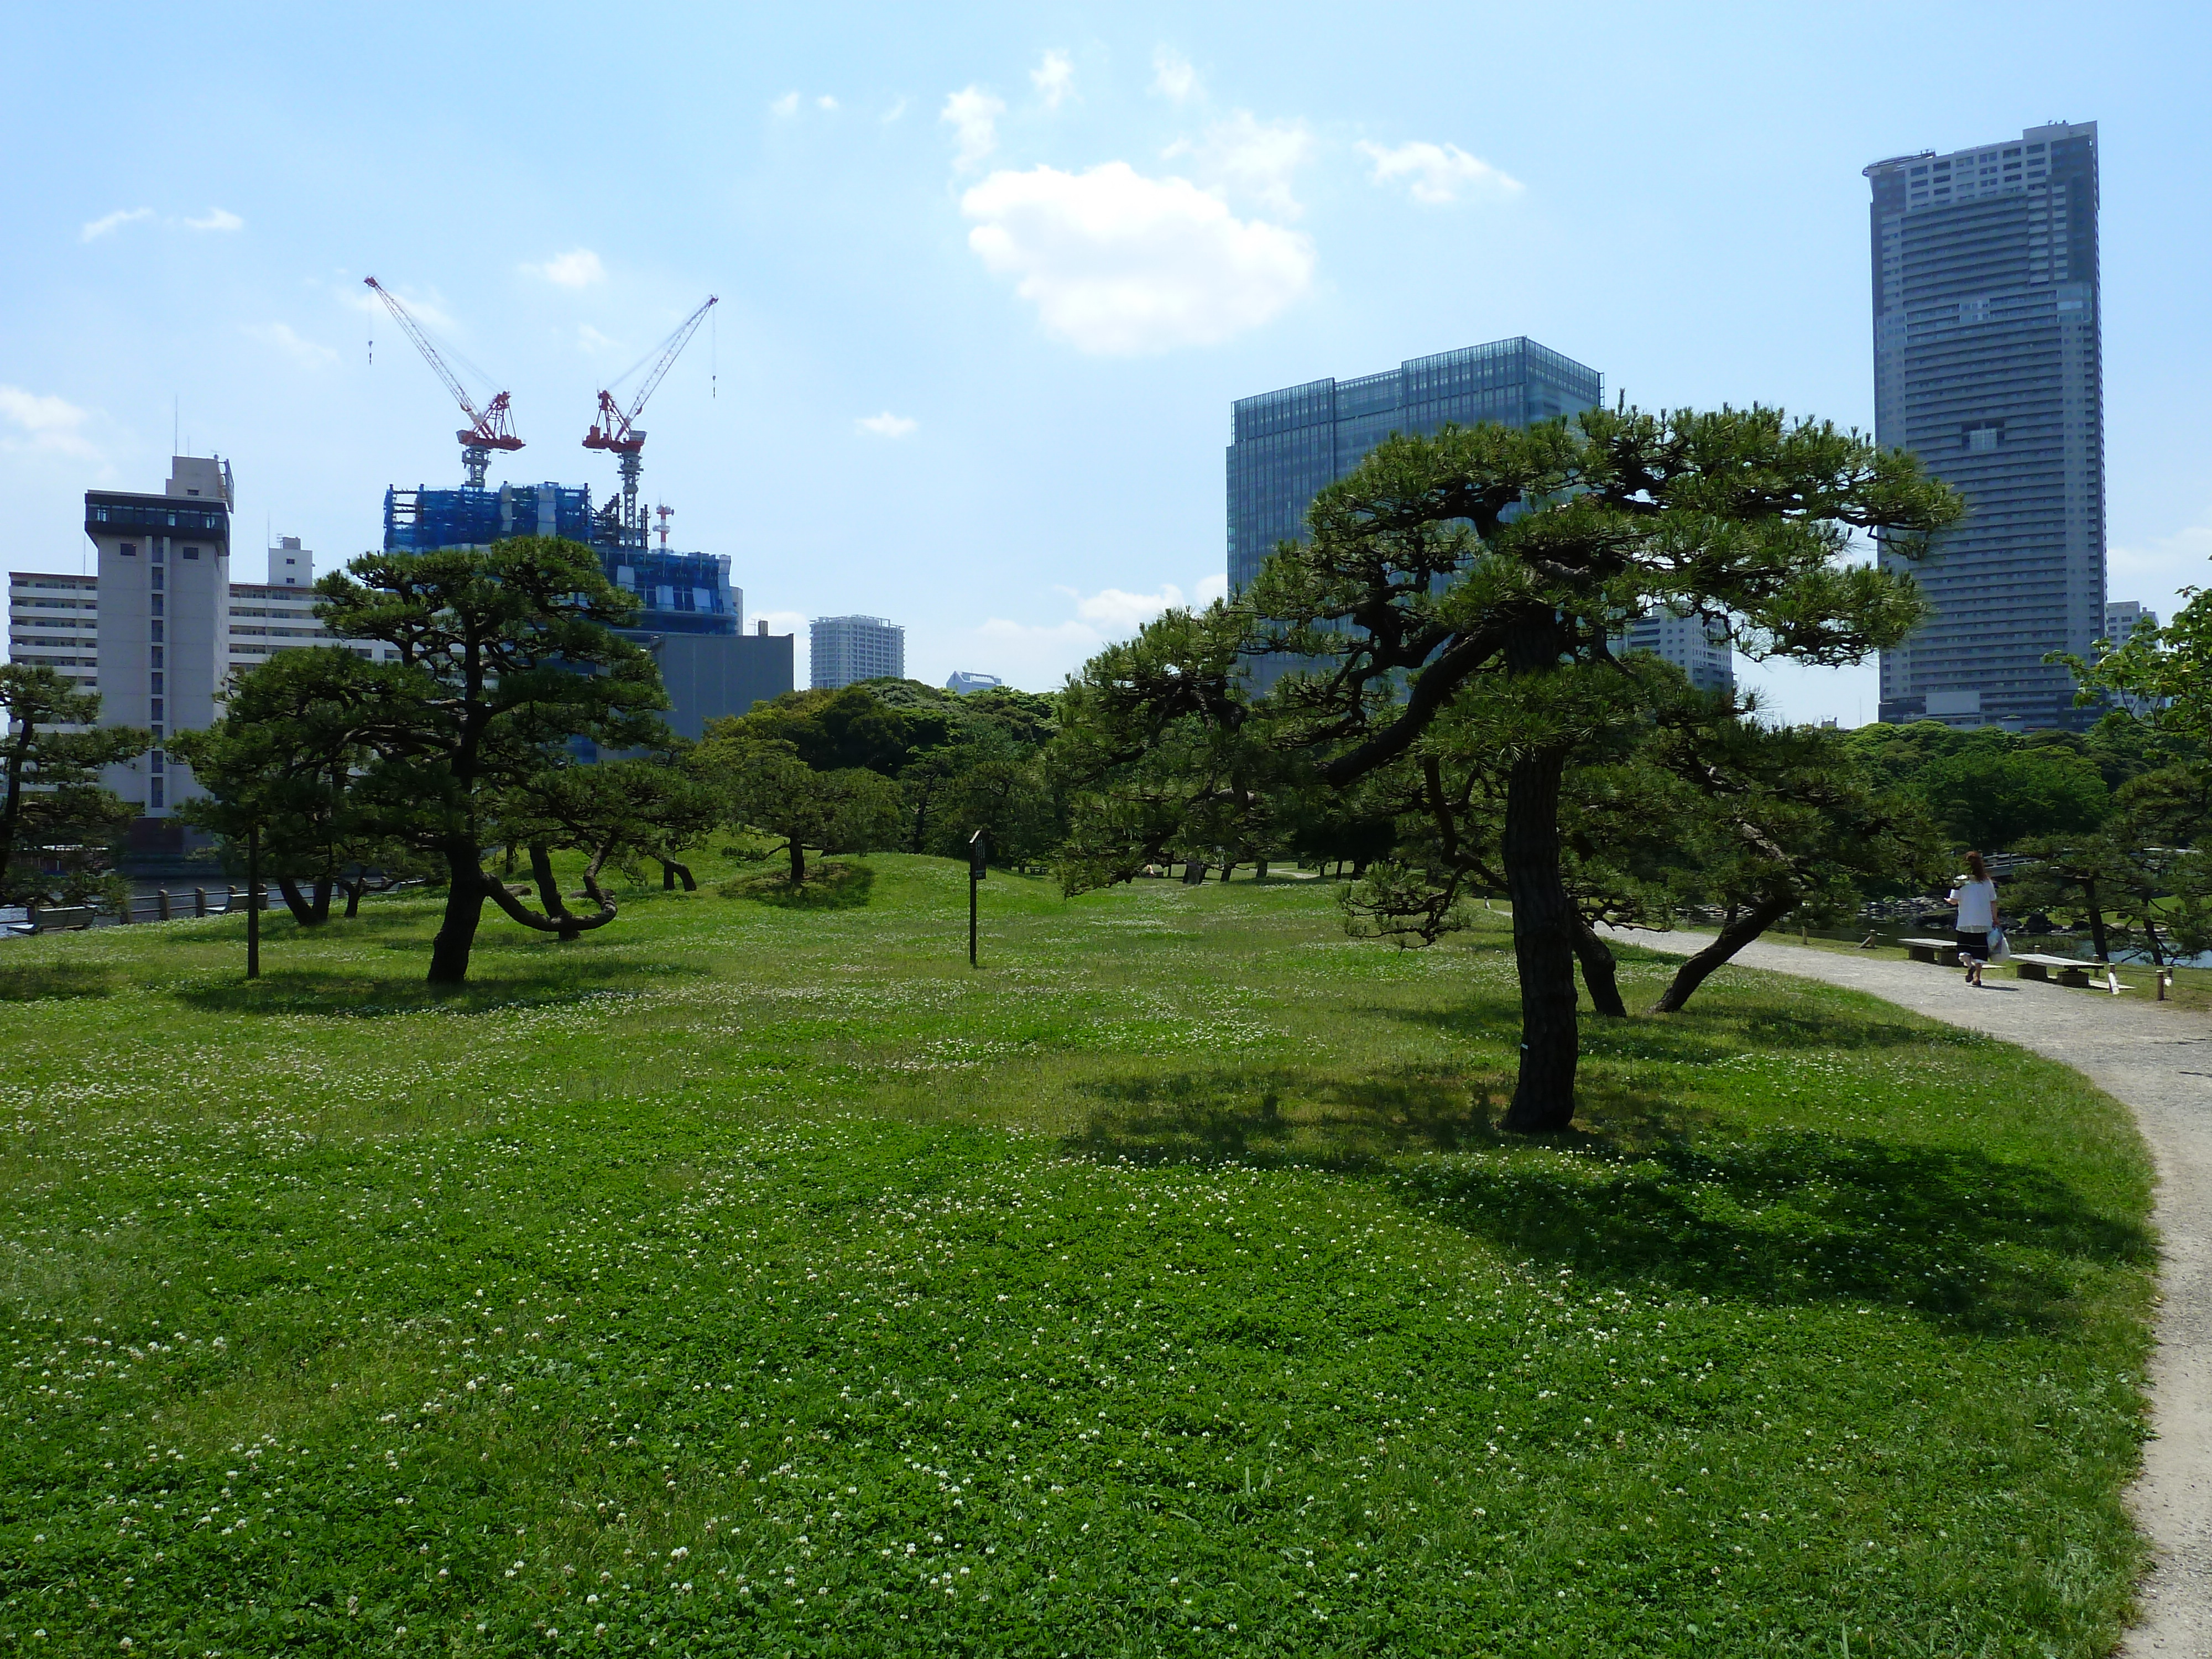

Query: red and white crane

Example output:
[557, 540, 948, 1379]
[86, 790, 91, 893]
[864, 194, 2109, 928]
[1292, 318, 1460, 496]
[363, 276, 524, 489]
[583, 295, 717, 545]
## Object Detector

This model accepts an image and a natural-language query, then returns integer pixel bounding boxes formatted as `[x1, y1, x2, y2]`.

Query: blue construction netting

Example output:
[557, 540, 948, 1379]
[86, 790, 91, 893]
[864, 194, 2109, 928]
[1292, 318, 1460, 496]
[383, 483, 596, 552]
[381, 482, 737, 635]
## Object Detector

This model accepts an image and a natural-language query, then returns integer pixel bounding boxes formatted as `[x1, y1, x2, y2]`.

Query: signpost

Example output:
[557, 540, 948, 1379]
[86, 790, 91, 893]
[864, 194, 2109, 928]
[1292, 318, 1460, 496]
[968, 828, 987, 968]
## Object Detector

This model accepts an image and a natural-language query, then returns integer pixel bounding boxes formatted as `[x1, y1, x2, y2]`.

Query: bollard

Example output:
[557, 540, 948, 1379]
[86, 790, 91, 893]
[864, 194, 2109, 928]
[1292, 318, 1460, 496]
[158, 889, 172, 921]
[194, 887, 208, 918]
[120, 894, 135, 924]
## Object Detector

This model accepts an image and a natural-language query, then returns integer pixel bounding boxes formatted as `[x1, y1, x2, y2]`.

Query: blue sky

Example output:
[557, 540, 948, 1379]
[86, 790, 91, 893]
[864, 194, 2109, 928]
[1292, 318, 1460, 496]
[3, 2, 2205, 722]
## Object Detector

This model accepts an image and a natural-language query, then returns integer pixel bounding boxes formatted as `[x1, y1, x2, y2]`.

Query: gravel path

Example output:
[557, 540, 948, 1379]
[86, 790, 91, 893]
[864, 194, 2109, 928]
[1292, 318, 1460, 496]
[1614, 931, 2212, 1654]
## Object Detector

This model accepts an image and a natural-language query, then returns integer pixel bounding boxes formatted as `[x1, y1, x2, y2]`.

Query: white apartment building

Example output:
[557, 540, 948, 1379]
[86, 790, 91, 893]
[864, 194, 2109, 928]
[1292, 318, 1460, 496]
[810, 614, 905, 690]
[1616, 609, 1736, 697]
[2104, 599, 2156, 651]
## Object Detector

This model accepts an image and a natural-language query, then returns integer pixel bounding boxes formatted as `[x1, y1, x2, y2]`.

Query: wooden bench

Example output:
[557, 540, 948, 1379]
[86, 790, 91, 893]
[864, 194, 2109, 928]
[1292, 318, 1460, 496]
[28, 906, 97, 933]
[0, 906, 28, 937]
[1900, 936, 1963, 965]
[2011, 952, 2115, 990]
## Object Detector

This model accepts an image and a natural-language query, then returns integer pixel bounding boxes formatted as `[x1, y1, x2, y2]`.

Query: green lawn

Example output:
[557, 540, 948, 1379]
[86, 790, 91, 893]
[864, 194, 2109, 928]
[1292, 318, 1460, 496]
[0, 857, 2156, 1656]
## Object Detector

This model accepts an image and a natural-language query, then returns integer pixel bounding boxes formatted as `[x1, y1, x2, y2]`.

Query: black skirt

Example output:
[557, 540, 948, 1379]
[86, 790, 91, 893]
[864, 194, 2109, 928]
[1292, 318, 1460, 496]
[1955, 928, 1991, 963]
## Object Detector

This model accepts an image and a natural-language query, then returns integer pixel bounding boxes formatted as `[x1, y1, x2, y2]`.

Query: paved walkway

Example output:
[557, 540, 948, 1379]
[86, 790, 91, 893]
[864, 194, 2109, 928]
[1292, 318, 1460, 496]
[1615, 931, 2211, 1655]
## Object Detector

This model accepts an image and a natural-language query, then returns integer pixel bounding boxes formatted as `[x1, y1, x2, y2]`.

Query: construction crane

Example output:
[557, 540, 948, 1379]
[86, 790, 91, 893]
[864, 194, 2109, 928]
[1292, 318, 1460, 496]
[583, 295, 717, 546]
[363, 276, 524, 489]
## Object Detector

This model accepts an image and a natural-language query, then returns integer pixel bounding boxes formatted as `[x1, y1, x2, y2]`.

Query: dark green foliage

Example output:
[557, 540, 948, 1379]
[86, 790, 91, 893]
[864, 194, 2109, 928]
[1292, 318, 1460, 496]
[694, 732, 905, 885]
[1053, 602, 1288, 891]
[1911, 747, 2109, 849]
[173, 648, 426, 926]
[0, 664, 148, 906]
[724, 681, 1064, 870]
[207, 538, 675, 983]
[724, 684, 952, 775]
[1240, 403, 1961, 1130]
[1839, 716, 2184, 851]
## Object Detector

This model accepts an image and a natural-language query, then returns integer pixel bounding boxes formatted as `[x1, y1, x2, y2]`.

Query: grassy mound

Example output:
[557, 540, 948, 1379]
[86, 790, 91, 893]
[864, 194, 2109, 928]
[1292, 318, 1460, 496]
[718, 859, 877, 910]
[0, 856, 2154, 1654]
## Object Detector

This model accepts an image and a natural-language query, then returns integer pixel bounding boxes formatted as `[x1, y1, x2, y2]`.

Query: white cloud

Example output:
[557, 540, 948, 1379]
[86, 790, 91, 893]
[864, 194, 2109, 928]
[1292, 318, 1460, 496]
[817, 95, 839, 112]
[881, 97, 909, 123]
[1151, 46, 1200, 103]
[243, 322, 338, 368]
[2112, 514, 2212, 614]
[81, 207, 152, 242]
[524, 248, 606, 288]
[0, 385, 98, 459]
[1356, 139, 1522, 205]
[961, 161, 1313, 354]
[769, 91, 800, 117]
[183, 206, 243, 232]
[577, 324, 623, 354]
[964, 575, 1225, 687]
[755, 609, 807, 637]
[1073, 583, 1188, 627]
[1031, 50, 1073, 109]
[1168, 111, 1316, 218]
[1196, 572, 1229, 606]
[941, 85, 1005, 171]
[855, 411, 918, 438]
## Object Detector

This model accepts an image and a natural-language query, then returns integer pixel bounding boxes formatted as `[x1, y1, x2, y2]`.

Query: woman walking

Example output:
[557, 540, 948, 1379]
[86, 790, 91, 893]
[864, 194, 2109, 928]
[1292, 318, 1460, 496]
[1947, 851, 2001, 987]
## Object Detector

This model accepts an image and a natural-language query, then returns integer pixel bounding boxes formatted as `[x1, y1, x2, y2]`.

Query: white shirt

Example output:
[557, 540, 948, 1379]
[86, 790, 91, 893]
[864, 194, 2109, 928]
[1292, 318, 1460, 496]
[1950, 878, 1997, 932]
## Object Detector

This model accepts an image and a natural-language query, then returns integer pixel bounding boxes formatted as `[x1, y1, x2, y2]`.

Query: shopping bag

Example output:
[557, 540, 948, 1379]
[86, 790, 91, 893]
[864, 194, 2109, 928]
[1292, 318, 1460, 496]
[1986, 925, 2010, 961]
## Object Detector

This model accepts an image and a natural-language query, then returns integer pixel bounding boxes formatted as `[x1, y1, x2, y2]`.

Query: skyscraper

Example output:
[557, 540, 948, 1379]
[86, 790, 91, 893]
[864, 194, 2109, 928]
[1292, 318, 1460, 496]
[1865, 121, 2104, 730]
[1227, 337, 1603, 594]
[811, 615, 904, 690]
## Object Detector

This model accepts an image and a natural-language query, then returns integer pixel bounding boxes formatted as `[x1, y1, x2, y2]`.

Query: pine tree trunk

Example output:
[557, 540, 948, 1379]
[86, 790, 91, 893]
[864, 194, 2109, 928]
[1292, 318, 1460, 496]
[1500, 748, 1578, 1133]
[343, 880, 363, 920]
[1572, 917, 1628, 1018]
[788, 838, 807, 885]
[278, 878, 316, 926]
[428, 848, 484, 985]
[529, 844, 581, 942]
[2085, 881, 2110, 961]
[1651, 895, 1797, 1013]
[310, 877, 332, 924]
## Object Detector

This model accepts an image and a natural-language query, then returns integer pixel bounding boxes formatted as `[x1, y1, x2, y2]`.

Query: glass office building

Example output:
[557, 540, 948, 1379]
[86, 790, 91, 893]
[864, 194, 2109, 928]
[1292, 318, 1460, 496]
[1226, 336, 1603, 593]
[1865, 121, 2104, 730]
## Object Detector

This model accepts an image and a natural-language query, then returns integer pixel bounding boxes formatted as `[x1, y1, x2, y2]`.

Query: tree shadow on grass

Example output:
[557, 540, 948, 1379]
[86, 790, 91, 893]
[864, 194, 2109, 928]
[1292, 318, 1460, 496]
[0, 958, 116, 1001]
[1376, 995, 1953, 1071]
[1066, 1064, 1517, 1173]
[171, 955, 709, 1019]
[1066, 1064, 2150, 1337]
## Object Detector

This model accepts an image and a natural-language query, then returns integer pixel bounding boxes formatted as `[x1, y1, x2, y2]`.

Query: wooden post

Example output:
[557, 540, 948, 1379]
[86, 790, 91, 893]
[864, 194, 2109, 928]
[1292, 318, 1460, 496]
[195, 887, 207, 918]
[157, 889, 172, 921]
[246, 827, 262, 980]
[968, 828, 987, 968]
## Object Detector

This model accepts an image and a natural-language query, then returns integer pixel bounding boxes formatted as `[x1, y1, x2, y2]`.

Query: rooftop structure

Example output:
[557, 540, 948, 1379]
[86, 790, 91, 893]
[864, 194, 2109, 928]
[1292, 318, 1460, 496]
[946, 671, 1003, 695]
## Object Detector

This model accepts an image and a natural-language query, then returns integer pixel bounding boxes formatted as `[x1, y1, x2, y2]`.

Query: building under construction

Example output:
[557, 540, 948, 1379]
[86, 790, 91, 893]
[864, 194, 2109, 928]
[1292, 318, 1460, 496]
[380, 482, 789, 737]
[365, 278, 788, 736]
